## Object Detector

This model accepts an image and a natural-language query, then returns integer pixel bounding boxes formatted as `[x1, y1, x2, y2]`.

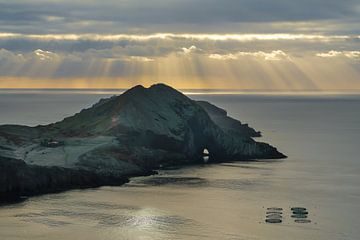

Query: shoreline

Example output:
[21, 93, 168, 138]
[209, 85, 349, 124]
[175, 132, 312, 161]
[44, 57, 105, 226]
[0, 157, 284, 206]
[0, 157, 158, 206]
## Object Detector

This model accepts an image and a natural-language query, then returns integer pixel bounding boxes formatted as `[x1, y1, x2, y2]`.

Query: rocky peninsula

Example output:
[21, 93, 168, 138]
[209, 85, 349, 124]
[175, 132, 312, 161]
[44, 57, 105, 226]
[0, 84, 285, 202]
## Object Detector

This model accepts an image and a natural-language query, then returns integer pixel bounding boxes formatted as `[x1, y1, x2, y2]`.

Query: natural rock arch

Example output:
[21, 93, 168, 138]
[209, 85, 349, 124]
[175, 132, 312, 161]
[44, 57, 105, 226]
[202, 148, 210, 163]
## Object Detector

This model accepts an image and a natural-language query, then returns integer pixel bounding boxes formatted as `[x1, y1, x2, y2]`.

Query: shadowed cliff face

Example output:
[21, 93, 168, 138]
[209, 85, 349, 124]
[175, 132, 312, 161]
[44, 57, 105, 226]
[196, 101, 262, 138]
[0, 84, 285, 200]
[0, 157, 130, 202]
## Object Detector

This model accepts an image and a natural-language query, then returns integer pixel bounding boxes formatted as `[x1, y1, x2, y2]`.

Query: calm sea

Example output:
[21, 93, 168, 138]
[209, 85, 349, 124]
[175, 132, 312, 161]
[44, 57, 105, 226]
[0, 90, 359, 240]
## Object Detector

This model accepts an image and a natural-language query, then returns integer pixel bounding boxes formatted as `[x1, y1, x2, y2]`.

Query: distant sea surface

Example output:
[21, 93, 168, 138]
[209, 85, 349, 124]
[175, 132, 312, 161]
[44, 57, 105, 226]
[0, 89, 359, 240]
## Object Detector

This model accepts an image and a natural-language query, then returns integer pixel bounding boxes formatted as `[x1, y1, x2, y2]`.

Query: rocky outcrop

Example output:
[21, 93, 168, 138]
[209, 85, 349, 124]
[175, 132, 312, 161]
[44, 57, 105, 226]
[0, 157, 130, 202]
[196, 100, 261, 138]
[0, 83, 285, 201]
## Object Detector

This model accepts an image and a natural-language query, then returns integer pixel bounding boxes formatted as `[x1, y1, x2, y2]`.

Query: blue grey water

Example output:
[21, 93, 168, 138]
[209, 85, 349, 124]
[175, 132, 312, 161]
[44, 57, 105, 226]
[0, 90, 359, 240]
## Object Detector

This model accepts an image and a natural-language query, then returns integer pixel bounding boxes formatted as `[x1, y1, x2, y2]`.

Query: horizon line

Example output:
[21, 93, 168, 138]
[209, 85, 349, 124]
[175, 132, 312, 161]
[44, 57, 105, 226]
[1, 88, 360, 96]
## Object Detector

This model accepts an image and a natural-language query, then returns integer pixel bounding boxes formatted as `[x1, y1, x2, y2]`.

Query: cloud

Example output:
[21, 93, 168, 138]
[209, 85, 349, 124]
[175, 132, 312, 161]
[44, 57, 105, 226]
[0, 47, 159, 79]
[316, 51, 342, 58]
[0, 1, 359, 90]
[0, 47, 359, 90]
[0, 48, 71, 63]
[34, 49, 57, 61]
[344, 51, 360, 59]
[0, 0, 359, 35]
[125, 56, 155, 62]
[209, 50, 290, 61]
[0, 48, 23, 62]
[316, 50, 360, 59]
[1, 32, 358, 56]
[209, 54, 238, 60]
[181, 45, 198, 54]
[0, 32, 354, 42]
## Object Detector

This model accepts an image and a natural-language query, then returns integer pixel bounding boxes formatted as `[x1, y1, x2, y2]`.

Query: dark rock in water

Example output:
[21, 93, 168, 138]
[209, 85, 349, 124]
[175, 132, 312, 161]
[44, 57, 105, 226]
[266, 211, 283, 215]
[291, 214, 308, 218]
[0, 83, 286, 202]
[267, 207, 283, 211]
[295, 219, 311, 223]
[291, 207, 309, 221]
[266, 218, 282, 223]
[265, 207, 283, 223]
[292, 211, 308, 215]
[291, 207, 307, 211]
[266, 214, 282, 219]
[135, 177, 208, 187]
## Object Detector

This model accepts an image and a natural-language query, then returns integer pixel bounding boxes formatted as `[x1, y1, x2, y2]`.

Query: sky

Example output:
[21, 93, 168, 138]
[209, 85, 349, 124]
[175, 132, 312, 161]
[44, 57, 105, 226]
[0, 0, 359, 90]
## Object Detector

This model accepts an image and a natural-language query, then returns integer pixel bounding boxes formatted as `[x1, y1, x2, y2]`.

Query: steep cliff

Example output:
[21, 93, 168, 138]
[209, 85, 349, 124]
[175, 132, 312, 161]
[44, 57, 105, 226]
[196, 100, 261, 138]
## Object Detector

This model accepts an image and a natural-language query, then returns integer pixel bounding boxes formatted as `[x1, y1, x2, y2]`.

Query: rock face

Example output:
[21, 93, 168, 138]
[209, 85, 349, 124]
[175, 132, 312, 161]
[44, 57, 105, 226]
[196, 100, 261, 138]
[0, 157, 129, 202]
[0, 83, 285, 201]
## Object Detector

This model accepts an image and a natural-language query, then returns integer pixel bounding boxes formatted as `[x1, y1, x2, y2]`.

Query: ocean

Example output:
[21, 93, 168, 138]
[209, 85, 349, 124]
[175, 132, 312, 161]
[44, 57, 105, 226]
[0, 90, 359, 240]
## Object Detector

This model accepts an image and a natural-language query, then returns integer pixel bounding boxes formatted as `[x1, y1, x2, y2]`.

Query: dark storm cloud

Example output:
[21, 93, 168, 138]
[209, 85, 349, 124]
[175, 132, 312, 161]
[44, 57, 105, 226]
[0, 0, 359, 34]
[0, 2, 59, 22]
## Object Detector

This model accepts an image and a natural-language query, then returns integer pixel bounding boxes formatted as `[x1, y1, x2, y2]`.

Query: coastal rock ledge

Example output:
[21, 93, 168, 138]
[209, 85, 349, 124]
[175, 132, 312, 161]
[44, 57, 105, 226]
[0, 84, 286, 201]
